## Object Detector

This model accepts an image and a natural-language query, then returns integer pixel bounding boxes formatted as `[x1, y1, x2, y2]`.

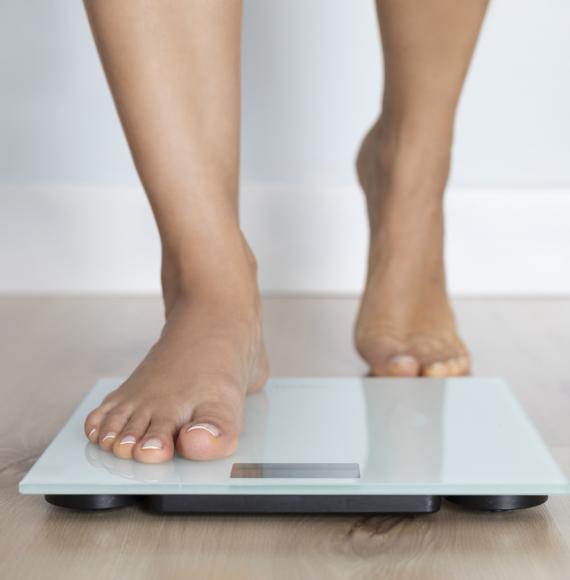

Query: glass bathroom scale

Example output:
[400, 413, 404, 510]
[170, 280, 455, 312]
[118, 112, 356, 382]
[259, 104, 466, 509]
[19, 377, 570, 514]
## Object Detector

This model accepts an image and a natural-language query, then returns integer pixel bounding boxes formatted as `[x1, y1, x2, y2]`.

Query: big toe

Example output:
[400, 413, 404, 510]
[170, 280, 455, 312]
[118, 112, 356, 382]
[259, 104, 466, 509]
[384, 354, 421, 377]
[358, 334, 422, 377]
[368, 352, 421, 377]
[177, 401, 241, 461]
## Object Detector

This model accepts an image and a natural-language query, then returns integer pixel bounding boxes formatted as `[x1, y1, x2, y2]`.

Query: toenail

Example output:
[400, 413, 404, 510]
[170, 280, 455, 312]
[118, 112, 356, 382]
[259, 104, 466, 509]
[88, 428, 97, 440]
[187, 423, 221, 437]
[102, 432, 117, 441]
[119, 435, 137, 445]
[426, 362, 447, 376]
[141, 438, 163, 450]
[388, 355, 417, 368]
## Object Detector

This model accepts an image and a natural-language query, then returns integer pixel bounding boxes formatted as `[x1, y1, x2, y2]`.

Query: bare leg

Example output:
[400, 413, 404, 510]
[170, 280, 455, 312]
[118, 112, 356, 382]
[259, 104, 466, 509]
[355, 0, 489, 376]
[83, 0, 268, 463]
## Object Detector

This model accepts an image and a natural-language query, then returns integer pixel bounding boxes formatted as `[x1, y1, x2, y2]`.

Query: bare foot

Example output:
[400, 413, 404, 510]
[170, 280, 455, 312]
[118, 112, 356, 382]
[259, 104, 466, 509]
[355, 118, 470, 378]
[84, 233, 269, 463]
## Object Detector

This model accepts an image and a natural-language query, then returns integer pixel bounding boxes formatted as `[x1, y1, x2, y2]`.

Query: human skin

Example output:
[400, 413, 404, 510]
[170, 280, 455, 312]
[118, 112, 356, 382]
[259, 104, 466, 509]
[83, 0, 489, 463]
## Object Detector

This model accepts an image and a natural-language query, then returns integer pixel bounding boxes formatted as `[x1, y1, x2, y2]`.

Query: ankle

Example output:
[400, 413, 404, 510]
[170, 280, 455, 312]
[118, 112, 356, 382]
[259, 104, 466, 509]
[161, 229, 260, 316]
[357, 115, 453, 223]
[377, 101, 455, 150]
[374, 115, 452, 176]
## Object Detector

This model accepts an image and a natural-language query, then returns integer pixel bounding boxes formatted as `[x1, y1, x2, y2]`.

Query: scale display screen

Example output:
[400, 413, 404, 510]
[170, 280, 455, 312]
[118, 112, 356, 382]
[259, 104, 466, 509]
[230, 463, 361, 478]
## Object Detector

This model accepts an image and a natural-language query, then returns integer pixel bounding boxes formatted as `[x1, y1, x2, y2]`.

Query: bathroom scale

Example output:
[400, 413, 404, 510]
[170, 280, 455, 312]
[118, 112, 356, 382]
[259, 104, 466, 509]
[19, 377, 570, 515]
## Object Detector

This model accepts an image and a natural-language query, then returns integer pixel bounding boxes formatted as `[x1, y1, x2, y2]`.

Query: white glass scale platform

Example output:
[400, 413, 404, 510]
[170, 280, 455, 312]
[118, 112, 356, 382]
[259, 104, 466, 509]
[19, 377, 570, 514]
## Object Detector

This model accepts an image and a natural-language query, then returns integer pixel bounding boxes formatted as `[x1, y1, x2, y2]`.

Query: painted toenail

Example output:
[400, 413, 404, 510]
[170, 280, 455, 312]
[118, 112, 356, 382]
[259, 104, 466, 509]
[187, 423, 221, 437]
[119, 435, 137, 445]
[389, 355, 417, 367]
[102, 432, 117, 441]
[426, 362, 447, 376]
[142, 438, 163, 450]
[88, 428, 97, 440]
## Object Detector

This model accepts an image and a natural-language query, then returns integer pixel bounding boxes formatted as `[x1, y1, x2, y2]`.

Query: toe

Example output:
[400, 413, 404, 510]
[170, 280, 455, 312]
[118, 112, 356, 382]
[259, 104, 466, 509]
[357, 333, 422, 377]
[133, 418, 176, 464]
[422, 361, 450, 377]
[385, 354, 421, 377]
[457, 354, 471, 375]
[448, 354, 471, 376]
[368, 353, 421, 377]
[177, 400, 242, 461]
[422, 353, 471, 377]
[84, 393, 123, 443]
[84, 407, 108, 444]
[112, 412, 151, 459]
[406, 335, 471, 378]
[98, 408, 132, 451]
[84, 419, 100, 444]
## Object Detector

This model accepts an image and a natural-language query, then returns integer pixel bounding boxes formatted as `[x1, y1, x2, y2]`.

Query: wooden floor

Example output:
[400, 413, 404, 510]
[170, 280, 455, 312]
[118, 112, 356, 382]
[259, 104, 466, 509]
[1, 296, 570, 579]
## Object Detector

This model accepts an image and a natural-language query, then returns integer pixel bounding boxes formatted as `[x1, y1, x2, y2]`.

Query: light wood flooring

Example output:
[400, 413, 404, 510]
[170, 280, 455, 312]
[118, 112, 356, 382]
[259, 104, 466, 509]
[1, 296, 570, 579]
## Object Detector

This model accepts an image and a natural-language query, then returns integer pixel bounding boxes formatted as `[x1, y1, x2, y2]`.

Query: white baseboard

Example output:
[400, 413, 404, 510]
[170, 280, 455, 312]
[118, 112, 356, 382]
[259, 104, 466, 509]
[1, 183, 569, 295]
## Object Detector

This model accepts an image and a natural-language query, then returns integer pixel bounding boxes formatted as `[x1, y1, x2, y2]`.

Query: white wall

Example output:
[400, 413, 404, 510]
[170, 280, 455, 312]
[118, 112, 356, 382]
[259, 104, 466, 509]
[1, 0, 570, 294]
